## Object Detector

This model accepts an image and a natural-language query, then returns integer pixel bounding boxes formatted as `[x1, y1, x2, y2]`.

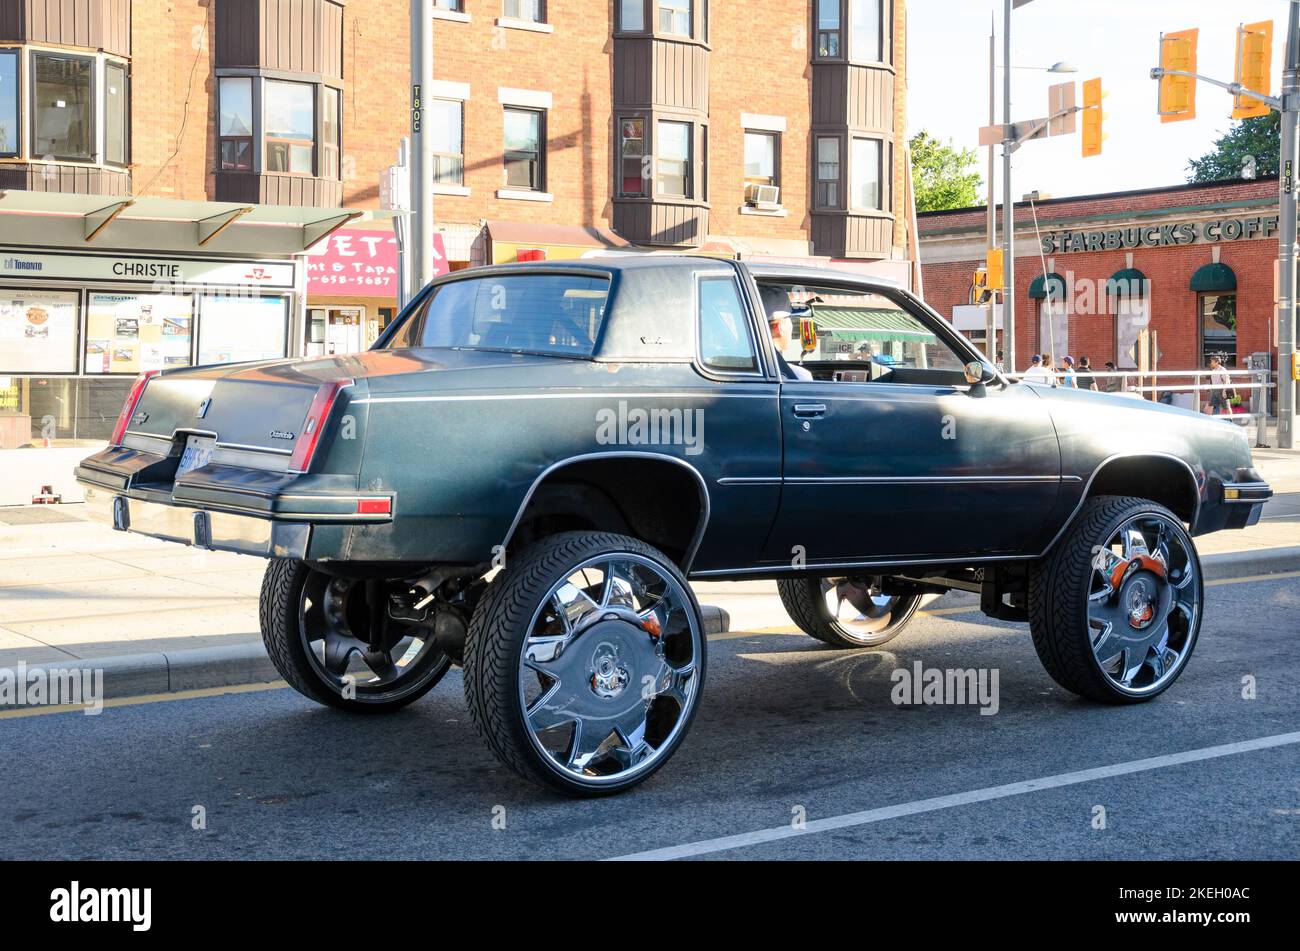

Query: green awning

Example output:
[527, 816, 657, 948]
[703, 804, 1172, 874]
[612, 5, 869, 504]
[1028, 272, 1066, 300]
[811, 306, 935, 344]
[1190, 262, 1236, 292]
[1106, 267, 1148, 297]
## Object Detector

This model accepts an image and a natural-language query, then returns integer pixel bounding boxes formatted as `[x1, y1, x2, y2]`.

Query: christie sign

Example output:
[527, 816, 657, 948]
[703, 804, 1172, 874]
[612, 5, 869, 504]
[306, 228, 448, 296]
[1041, 214, 1280, 254]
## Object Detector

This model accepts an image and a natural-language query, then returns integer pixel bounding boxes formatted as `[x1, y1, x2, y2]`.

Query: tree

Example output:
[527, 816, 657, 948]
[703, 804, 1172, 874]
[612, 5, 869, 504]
[909, 130, 983, 212]
[1187, 112, 1280, 182]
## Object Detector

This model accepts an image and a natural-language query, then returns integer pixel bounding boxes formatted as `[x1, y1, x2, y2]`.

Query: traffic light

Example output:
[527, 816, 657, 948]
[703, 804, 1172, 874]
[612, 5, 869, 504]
[1233, 21, 1274, 120]
[986, 248, 1004, 289]
[972, 268, 991, 305]
[1158, 29, 1198, 123]
[1082, 78, 1105, 158]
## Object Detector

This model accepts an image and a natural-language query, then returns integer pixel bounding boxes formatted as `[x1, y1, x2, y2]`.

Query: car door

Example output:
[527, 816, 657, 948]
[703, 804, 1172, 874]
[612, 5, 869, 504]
[760, 285, 1062, 566]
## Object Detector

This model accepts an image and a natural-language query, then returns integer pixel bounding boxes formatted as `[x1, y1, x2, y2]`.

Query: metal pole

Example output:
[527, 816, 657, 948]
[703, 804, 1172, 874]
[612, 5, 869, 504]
[1278, 2, 1300, 449]
[986, 17, 997, 362]
[1001, 0, 1016, 374]
[411, 0, 434, 292]
[395, 138, 412, 308]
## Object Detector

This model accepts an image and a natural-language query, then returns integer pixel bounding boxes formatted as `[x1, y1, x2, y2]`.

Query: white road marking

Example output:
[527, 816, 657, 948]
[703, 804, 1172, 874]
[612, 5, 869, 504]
[608, 730, 1300, 861]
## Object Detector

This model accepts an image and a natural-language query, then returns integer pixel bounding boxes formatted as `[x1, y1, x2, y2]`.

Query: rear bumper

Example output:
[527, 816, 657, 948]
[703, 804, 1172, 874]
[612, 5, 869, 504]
[83, 484, 311, 559]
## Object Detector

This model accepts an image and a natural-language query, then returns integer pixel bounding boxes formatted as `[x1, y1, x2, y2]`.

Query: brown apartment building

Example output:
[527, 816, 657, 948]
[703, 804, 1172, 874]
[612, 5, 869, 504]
[0, 0, 909, 466]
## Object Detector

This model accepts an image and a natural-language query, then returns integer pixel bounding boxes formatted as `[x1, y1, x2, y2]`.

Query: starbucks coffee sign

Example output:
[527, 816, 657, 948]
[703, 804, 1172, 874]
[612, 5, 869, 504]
[1041, 214, 1280, 254]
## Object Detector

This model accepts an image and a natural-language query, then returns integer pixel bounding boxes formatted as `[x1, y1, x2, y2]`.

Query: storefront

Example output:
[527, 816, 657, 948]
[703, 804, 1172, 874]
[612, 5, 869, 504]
[918, 178, 1281, 374]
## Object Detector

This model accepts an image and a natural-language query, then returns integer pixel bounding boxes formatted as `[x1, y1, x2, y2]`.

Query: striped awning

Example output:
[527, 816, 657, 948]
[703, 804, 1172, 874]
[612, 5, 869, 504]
[811, 306, 935, 344]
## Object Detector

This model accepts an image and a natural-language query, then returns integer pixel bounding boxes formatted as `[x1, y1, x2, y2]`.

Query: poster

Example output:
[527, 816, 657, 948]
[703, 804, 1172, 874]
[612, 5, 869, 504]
[0, 289, 79, 374]
[85, 292, 194, 374]
[197, 295, 288, 366]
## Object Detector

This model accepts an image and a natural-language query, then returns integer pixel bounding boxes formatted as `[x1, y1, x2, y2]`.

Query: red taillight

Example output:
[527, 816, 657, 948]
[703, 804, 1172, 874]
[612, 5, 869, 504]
[110, 370, 160, 446]
[356, 497, 391, 516]
[288, 379, 352, 473]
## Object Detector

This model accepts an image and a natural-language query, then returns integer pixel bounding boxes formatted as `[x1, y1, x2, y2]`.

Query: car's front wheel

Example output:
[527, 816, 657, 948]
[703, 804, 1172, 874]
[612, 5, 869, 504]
[1029, 496, 1203, 703]
[259, 558, 452, 713]
[463, 532, 705, 796]
[777, 576, 922, 649]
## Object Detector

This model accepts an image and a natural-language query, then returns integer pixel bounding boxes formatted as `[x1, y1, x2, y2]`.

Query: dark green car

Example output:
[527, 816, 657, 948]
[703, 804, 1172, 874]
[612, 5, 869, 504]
[76, 256, 1272, 795]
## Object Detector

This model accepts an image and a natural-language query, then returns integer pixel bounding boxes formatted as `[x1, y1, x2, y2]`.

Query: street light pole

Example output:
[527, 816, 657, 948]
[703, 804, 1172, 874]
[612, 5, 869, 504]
[410, 0, 434, 292]
[1002, 0, 1017, 373]
[987, 16, 998, 360]
[1278, 2, 1299, 449]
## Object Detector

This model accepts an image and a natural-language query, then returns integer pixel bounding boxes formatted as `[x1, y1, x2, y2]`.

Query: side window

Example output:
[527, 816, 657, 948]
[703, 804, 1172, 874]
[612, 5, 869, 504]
[698, 277, 757, 373]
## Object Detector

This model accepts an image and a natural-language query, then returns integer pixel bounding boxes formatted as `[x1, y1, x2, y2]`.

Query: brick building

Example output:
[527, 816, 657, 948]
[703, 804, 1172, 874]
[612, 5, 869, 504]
[918, 177, 1281, 376]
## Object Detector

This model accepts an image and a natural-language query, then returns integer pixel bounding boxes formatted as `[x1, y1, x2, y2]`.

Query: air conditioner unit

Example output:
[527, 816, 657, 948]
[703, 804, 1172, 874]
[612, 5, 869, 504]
[745, 183, 780, 210]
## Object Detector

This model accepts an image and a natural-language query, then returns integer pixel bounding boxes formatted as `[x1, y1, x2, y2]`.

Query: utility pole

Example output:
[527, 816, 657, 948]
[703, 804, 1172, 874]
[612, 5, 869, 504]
[987, 15, 998, 360]
[1002, 0, 1017, 374]
[410, 0, 434, 293]
[1279, 3, 1299, 449]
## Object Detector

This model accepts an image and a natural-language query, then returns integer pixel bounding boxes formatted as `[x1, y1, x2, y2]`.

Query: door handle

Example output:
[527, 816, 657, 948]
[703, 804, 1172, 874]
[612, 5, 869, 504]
[792, 403, 827, 419]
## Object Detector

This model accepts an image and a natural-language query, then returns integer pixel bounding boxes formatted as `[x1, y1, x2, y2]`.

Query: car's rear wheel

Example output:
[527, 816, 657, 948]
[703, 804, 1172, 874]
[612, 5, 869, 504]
[1029, 496, 1203, 703]
[777, 576, 922, 649]
[463, 532, 705, 797]
[259, 558, 452, 713]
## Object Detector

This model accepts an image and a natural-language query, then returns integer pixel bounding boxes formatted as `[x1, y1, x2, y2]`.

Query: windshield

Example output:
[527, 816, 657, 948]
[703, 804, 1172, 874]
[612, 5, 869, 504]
[385, 272, 610, 357]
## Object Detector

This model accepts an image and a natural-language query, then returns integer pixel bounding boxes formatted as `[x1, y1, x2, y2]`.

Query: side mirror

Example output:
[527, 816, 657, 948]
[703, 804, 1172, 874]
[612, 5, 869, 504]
[798, 317, 817, 356]
[964, 361, 996, 386]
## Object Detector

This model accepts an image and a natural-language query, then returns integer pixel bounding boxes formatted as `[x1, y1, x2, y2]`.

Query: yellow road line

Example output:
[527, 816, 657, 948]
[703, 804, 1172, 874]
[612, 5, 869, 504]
[1207, 569, 1300, 587]
[0, 680, 285, 720]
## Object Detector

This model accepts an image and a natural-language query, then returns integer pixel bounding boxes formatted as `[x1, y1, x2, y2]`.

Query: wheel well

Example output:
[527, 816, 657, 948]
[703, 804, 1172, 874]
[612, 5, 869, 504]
[1084, 455, 1198, 524]
[506, 457, 708, 570]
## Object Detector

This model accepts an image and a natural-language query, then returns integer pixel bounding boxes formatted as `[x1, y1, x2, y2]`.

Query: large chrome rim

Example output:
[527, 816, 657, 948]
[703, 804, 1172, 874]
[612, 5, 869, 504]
[299, 572, 449, 704]
[518, 553, 702, 786]
[1087, 513, 1201, 696]
[821, 577, 911, 643]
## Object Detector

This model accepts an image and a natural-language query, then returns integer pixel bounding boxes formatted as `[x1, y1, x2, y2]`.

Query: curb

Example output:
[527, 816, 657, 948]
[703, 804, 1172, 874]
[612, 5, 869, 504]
[1201, 545, 1300, 582]
[5, 604, 734, 709]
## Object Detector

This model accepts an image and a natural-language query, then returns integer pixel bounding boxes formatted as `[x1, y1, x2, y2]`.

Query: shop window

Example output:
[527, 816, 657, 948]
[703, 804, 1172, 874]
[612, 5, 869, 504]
[218, 77, 254, 171]
[619, 117, 647, 197]
[504, 0, 544, 23]
[659, 0, 691, 36]
[850, 137, 882, 210]
[1200, 292, 1238, 367]
[503, 107, 545, 190]
[104, 62, 129, 166]
[431, 99, 464, 185]
[816, 0, 841, 57]
[1114, 294, 1149, 370]
[1037, 291, 1070, 365]
[264, 79, 315, 174]
[850, 0, 883, 62]
[744, 130, 778, 188]
[0, 50, 19, 157]
[656, 119, 692, 198]
[815, 136, 840, 208]
[620, 0, 645, 31]
[32, 52, 94, 161]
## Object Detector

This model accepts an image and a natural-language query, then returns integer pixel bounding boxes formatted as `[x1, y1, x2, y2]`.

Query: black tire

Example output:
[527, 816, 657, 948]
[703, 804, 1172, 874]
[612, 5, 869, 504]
[463, 531, 706, 797]
[777, 576, 922, 649]
[259, 558, 452, 714]
[1029, 495, 1203, 704]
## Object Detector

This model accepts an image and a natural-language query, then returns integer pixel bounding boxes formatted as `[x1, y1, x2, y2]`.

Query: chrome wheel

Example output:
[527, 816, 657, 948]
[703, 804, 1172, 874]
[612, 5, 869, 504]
[1086, 513, 1200, 697]
[821, 577, 916, 645]
[298, 571, 450, 705]
[518, 553, 702, 787]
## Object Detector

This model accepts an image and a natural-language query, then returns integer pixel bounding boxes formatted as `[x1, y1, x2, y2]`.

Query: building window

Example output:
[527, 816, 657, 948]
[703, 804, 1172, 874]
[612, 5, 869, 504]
[504, 0, 544, 22]
[1200, 292, 1238, 367]
[850, 137, 882, 210]
[659, 0, 691, 36]
[321, 86, 340, 179]
[620, 0, 645, 31]
[816, 0, 841, 57]
[218, 78, 254, 171]
[434, 0, 462, 9]
[104, 62, 128, 166]
[656, 119, 691, 198]
[619, 117, 646, 196]
[850, 0, 883, 62]
[503, 106, 544, 190]
[0, 49, 18, 157]
[744, 130, 778, 188]
[32, 52, 94, 161]
[431, 99, 464, 184]
[815, 136, 840, 208]
[264, 79, 315, 174]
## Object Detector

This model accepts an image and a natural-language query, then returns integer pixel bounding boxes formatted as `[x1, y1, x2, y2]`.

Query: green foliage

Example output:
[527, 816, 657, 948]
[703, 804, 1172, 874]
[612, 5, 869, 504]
[910, 130, 983, 212]
[1187, 112, 1280, 183]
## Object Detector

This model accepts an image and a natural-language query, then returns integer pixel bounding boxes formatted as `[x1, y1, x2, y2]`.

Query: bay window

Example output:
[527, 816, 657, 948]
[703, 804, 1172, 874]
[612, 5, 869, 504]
[620, 0, 645, 31]
[817, 0, 887, 61]
[656, 119, 691, 198]
[219, 77, 254, 171]
[659, 0, 691, 36]
[104, 62, 128, 165]
[850, 137, 882, 210]
[264, 79, 315, 174]
[619, 117, 647, 197]
[321, 87, 340, 179]
[33, 52, 94, 160]
[815, 136, 840, 208]
[0, 50, 18, 157]
[217, 76, 342, 179]
[816, 0, 841, 57]
[850, 0, 883, 61]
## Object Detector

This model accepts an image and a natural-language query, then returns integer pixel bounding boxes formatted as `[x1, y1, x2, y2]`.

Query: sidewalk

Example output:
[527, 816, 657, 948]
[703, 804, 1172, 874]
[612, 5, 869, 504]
[1, 448, 1295, 695]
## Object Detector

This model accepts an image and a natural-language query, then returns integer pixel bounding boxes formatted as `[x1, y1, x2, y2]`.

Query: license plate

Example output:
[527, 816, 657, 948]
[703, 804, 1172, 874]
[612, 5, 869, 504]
[177, 436, 216, 477]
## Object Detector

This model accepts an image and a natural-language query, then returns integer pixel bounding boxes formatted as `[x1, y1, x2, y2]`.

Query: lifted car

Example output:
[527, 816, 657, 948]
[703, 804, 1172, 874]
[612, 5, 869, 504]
[77, 257, 1272, 795]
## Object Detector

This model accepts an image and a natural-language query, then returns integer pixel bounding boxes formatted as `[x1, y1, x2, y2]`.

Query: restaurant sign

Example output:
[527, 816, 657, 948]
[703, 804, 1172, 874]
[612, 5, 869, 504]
[1041, 215, 1279, 254]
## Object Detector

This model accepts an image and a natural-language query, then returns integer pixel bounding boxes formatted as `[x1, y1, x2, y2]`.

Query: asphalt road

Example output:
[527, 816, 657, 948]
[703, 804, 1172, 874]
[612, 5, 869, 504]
[2, 573, 1298, 861]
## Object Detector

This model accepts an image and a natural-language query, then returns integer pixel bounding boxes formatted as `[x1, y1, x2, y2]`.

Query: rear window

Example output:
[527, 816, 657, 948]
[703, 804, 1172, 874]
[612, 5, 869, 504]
[385, 273, 610, 357]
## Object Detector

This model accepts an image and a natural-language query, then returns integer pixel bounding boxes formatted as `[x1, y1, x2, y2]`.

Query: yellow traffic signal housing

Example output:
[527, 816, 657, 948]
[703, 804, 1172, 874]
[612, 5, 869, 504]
[1233, 21, 1274, 120]
[986, 249, 1004, 288]
[1082, 78, 1105, 158]
[972, 268, 992, 305]
[1159, 29, 1198, 123]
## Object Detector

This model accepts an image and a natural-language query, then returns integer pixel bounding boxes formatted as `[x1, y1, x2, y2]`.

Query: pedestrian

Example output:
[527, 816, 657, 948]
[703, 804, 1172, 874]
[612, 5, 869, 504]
[1207, 355, 1233, 416]
[1077, 356, 1098, 391]
[1061, 355, 1078, 389]
[1022, 353, 1050, 384]
[1102, 361, 1119, 393]
[995, 349, 1005, 373]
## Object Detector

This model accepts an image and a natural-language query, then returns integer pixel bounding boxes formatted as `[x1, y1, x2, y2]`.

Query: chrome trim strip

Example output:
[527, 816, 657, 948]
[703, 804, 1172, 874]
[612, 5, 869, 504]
[355, 391, 773, 405]
[215, 441, 294, 456]
[500, 451, 711, 573]
[690, 552, 1037, 578]
[783, 475, 1064, 485]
